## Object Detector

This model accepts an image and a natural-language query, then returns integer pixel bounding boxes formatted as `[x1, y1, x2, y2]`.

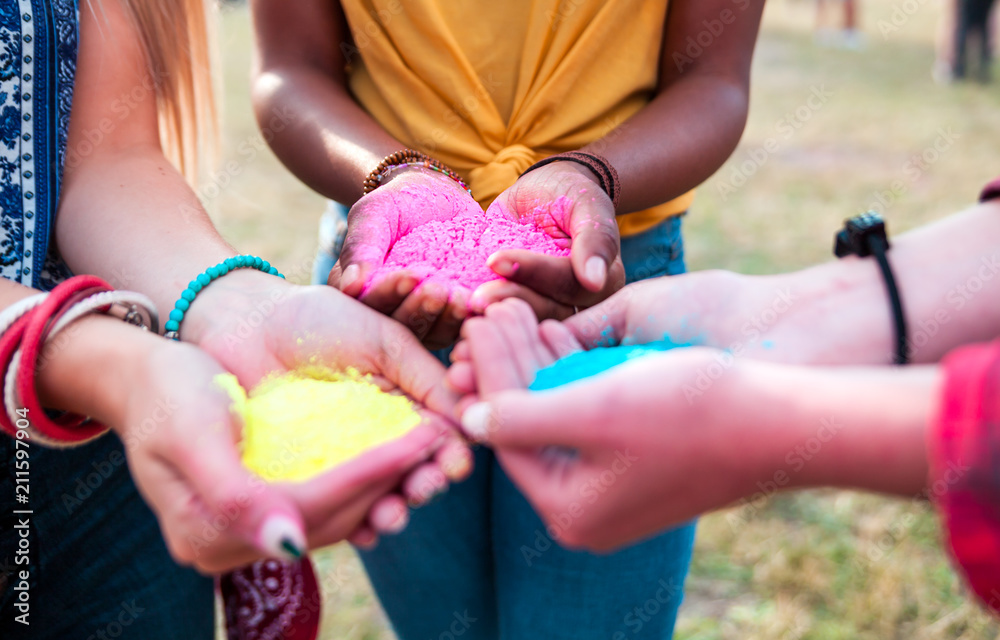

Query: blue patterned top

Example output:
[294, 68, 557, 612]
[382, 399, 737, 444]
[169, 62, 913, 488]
[0, 0, 76, 291]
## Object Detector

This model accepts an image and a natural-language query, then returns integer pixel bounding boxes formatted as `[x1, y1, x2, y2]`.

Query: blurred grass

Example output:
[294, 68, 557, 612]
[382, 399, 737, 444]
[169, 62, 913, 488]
[210, 0, 1000, 638]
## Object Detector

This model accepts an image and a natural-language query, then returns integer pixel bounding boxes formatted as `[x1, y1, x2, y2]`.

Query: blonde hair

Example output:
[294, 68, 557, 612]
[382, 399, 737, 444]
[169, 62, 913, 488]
[121, 0, 217, 183]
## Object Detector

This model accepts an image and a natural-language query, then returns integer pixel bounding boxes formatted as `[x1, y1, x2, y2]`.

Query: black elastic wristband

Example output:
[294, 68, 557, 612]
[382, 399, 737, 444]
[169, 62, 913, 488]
[834, 212, 909, 365]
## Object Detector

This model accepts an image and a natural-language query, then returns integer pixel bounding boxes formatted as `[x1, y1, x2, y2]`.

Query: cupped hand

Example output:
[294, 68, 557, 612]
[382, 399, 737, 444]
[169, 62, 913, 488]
[180, 271, 474, 548]
[471, 161, 626, 319]
[450, 298, 775, 551]
[120, 338, 447, 573]
[328, 168, 481, 349]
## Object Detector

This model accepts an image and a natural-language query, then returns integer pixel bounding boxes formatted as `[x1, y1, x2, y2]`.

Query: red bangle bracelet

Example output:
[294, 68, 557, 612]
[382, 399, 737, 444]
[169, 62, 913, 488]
[0, 314, 31, 438]
[15, 276, 113, 443]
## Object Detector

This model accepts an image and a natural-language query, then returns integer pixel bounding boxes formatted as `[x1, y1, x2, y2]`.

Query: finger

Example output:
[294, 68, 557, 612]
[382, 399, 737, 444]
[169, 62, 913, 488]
[436, 438, 474, 481]
[348, 525, 379, 550]
[539, 319, 585, 359]
[454, 392, 481, 422]
[339, 206, 395, 287]
[488, 251, 586, 306]
[568, 200, 620, 292]
[132, 456, 219, 569]
[290, 423, 442, 517]
[170, 424, 308, 563]
[450, 339, 471, 363]
[402, 462, 449, 506]
[463, 316, 528, 394]
[423, 287, 471, 351]
[368, 494, 410, 535]
[392, 281, 449, 344]
[460, 387, 609, 448]
[483, 299, 555, 383]
[376, 326, 462, 419]
[444, 360, 476, 395]
[359, 271, 419, 316]
[562, 288, 633, 348]
[470, 280, 574, 320]
[297, 479, 402, 547]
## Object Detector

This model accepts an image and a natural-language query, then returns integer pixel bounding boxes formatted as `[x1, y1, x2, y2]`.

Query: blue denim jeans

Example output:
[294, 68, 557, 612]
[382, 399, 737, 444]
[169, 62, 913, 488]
[313, 205, 695, 640]
[0, 435, 214, 639]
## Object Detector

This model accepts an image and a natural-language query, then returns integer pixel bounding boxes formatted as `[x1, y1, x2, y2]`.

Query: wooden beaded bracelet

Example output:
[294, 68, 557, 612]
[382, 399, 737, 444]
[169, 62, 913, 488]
[362, 149, 473, 197]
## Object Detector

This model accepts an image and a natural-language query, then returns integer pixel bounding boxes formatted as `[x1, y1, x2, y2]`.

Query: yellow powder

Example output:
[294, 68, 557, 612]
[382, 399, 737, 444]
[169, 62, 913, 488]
[215, 369, 422, 483]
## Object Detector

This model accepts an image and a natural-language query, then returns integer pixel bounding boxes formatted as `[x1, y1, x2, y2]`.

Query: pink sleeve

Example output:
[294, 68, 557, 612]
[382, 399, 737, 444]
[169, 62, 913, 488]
[931, 340, 1000, 615]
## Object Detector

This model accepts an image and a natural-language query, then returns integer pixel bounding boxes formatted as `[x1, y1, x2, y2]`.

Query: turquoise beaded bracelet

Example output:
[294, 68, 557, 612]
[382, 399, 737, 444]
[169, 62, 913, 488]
[164, 255, 285, 341]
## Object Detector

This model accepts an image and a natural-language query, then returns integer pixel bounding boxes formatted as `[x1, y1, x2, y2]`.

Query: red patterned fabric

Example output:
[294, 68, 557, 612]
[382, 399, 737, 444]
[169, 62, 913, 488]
[220, 558, 321, 640]
[980, 175, 1000, 202]
[932, 340, 1000, 615]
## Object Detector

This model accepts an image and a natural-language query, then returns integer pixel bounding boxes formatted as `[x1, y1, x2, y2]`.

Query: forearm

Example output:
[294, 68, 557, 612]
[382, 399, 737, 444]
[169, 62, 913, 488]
[735, 361, 938, 497]
[55, 147, 237, 323]
[761, 199, 1000, 365]
[581, 73, 749, 213]
[252, 65, 400, 205]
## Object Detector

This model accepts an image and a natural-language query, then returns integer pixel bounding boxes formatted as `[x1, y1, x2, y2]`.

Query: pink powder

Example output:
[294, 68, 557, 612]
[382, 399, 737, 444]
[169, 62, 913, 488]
[365, 197, 572, 294]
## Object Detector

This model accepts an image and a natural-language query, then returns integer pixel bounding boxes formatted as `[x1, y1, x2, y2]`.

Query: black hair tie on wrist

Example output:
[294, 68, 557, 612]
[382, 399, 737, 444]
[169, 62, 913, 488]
[834, 212, 908, 365]
[521, 151, 621, 211]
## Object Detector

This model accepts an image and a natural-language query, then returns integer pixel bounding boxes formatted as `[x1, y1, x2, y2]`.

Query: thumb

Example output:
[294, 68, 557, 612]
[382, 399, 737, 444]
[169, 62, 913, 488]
[562, 287, 633, 347]
[338, 208, 394, 294]
[567, 197, 620, 292]
[460, 387, 606, 449]
[181, 432, 307, 562]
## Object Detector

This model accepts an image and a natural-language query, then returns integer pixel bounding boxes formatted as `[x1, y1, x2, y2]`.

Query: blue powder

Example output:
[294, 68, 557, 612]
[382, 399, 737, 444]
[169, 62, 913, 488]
[529, 339, 685, 391]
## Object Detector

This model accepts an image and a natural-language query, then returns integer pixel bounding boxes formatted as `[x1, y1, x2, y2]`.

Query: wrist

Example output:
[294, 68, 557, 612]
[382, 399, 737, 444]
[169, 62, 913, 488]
[546, 160, 603, 189]
[742, 361, 936, 496]
[177, 267, 294, 348]
[34, 314, 167, 431]
[379, 164, 471, 193]
[746, 260, 894, 366]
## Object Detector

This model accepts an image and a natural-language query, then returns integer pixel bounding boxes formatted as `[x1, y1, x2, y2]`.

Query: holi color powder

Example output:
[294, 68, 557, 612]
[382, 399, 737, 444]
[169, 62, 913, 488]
[216, 371, 421, 482]
[365, 198, 571, 294]
[529, 340, 684, 391]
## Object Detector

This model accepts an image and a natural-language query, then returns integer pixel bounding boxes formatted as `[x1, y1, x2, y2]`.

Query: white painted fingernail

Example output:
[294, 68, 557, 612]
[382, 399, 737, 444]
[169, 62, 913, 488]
[585, 257, 607, 288]
[461, 402, 493, 441]
[257, 514, 306, 561]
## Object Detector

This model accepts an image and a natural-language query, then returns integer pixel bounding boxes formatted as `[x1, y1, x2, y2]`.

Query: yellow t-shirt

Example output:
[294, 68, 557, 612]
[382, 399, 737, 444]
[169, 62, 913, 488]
[342, 0, 695, 236]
